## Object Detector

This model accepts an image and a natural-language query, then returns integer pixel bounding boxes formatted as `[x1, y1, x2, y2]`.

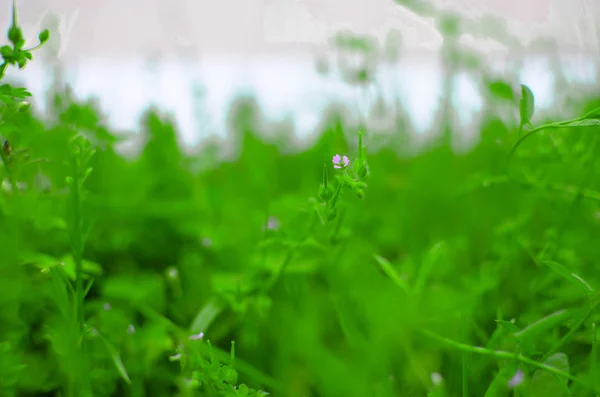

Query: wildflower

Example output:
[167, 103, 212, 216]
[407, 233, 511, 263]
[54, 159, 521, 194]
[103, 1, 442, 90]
[332, 154, 349, 169]
[262, 216, 280, 231]
[103, 302, 111, 311]
[127, 324, 135, 334]
[201, 237, 212, 247]
[1, 179, 27, 193]
[189, 332, 204, 341]
[268, 216, 280, 230]
[508, 368, 524, 388]
[430, 372, 443, 386]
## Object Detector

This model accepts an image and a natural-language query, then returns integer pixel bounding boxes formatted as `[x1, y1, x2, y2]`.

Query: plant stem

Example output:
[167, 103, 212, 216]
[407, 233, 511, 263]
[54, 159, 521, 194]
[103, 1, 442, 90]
[420, 329, 599, 392]
[592, 323, 598, 394]
[70, 155, 84, 335]
[506, 117, 583, 168]
[462, 318, 469, 397]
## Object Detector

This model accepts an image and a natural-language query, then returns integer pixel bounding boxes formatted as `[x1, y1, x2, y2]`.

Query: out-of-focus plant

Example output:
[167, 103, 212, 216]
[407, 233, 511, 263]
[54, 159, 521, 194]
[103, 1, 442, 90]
[0, 1, 49, 193]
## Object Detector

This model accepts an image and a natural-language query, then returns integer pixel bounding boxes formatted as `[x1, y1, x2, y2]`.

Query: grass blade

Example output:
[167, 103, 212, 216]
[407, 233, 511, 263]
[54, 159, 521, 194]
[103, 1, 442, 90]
[373, 254, 411, 296]
[513, 309, 573, 341]
[189, 298, 224, 335]
[94, 328, 131, 385]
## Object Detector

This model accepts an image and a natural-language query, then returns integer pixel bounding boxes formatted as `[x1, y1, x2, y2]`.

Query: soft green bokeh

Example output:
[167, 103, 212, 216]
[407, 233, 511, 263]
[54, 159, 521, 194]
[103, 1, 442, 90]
[2, 2, 600, 396]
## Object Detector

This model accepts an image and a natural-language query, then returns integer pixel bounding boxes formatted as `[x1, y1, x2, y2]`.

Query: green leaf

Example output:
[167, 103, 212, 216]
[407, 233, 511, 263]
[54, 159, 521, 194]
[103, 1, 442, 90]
[520, 84, 535, 126]
[0, 94, 15, 104]
[83, 278, 94, 298]
[489, 81, 515, 102]
[495, 319, 520, 333]
[514, 309, 573, 342]
[189, 298, 224, 334]
[0, 46, 11, 57]
[38, 29, 49, 44]
[94, 330, 132, 385]
[373, 254, 411, 295]
[59, 255, 104, 280]
[10, 87, 31, 98]
[414, 241, 445, 295]
[526, 353, 570, 397]
[540, 260, 594, 295]
[47, 266, 76, 318]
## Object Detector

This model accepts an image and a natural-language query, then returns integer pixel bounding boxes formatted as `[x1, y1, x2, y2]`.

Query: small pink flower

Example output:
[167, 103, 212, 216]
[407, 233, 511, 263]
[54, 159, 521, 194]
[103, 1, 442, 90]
[332, 154, 350, 169]
[262, 216, 280, 231]
[267, 216, 280, 230]
[508, 368, 524, 388]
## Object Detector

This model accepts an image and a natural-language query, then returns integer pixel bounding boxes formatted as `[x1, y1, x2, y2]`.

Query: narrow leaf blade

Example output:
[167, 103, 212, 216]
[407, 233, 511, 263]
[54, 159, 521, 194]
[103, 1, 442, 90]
[520, 84, 535, 126]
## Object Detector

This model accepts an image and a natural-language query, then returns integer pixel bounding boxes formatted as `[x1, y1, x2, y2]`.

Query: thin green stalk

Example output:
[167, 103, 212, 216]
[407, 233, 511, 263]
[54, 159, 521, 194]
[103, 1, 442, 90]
[517, 122, 524, 139]
[591, 323, 598, 394]
[462, 318, 469, 397]
[420, 329, 599, 392]
[70, 155, 85, 336]
[506, 118, 583, 166]
[264, 203, 324, 292]
[328, 177, 344, 209]
[331, 206, 346, 241]
[464, 174, 600, 203]
[306, 209, 319, 235]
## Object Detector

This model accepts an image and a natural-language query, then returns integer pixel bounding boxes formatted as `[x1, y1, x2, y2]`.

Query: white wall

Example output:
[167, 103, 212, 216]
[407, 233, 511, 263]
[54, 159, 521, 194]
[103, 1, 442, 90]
[0, 0, 598, 147]
[2, 0, 598, 60]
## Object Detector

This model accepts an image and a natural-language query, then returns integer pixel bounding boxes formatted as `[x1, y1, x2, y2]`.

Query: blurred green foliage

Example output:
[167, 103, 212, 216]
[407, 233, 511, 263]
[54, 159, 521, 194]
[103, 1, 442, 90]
[3, 2, 600, 397]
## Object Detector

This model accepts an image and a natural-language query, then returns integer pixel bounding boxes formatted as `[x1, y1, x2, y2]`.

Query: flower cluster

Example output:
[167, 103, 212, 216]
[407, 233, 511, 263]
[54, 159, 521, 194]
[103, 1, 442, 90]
[332, 154, 349, 169]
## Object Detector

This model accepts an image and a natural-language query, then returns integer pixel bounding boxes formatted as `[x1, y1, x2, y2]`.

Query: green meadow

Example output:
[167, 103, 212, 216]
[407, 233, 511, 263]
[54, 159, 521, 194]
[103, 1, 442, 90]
[2, 2, 600, 396]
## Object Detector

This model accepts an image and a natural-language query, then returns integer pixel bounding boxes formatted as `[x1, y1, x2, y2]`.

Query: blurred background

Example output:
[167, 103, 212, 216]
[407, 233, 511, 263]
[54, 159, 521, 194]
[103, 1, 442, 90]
[1, 0, 599, 149]
[3, 1, 600, 396]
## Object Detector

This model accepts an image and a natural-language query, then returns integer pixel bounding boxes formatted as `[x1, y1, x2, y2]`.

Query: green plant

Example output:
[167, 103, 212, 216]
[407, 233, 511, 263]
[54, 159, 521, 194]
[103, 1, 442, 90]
[2, 1, 600, 396]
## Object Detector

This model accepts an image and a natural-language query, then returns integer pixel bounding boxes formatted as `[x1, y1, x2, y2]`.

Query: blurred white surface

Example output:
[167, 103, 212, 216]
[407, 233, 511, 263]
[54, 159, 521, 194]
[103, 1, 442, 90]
[0, 0, 598, 146]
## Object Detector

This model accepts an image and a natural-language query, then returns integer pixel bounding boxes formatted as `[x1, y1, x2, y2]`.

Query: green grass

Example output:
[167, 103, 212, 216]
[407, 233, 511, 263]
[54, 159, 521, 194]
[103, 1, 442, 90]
[3, 2, 600, 396]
